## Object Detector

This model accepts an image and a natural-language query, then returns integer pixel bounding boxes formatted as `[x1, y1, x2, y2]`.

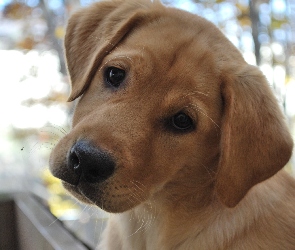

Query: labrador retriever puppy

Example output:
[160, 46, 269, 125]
[49, 0, 295, 249]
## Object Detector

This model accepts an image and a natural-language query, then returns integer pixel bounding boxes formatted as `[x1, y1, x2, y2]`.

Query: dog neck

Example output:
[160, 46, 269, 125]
[119, 161, 219, 249]
[101, 171, 295, 250]
[107, 175, 217, 249]
[110, 195, 219, 249]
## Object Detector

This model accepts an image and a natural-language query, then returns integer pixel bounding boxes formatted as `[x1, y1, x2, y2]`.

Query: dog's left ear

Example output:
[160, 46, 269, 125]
[216, 64, 293, 207]
[64, 1, 161, 101]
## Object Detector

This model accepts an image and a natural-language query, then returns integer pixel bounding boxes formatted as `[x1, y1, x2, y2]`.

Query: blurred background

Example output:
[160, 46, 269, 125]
[0, 0, 294, 248]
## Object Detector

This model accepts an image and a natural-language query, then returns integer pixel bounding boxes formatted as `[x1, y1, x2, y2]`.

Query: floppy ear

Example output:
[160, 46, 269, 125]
[216, 65, 293, 207]
[64, 0, 160, 101]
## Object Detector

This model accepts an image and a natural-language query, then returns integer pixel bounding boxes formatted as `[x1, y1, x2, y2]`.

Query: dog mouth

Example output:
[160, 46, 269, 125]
[50, 139, 153, 212]
[62, 181, 105, 206]
[50, 139, 118, 206]
[62, 178, 148, 213]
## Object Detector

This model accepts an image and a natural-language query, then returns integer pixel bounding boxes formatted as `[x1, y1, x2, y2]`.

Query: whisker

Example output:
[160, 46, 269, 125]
[201, 163, 215, 180]
[39, 130, 62, 141]
[98, 55, 134, 73]
[128, 219, 146, 237]
[42, 124, 68, 135]
[48, 217, 59, 227]
[188, 104, 220, 132]
[24, 142, 57, 160]
[125, 180, 158, 236]
[182, 90, 209, 99]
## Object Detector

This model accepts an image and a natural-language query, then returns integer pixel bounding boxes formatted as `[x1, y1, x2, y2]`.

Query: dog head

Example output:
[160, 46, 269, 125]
[49, 0, 293, 212]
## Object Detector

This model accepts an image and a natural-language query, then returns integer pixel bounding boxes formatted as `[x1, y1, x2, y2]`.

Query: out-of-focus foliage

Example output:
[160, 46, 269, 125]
[42, 169, 79, 217]
[3, 2, 32, 19]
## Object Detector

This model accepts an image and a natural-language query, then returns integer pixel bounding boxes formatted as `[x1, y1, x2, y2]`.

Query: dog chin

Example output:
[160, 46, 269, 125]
[62, 181, 94, 205]
[62, 181, 138, 213]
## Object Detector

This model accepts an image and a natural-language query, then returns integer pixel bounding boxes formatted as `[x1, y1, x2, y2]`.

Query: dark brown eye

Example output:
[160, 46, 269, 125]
[105, 67, 126, 88]
[171, 112, 194, 131]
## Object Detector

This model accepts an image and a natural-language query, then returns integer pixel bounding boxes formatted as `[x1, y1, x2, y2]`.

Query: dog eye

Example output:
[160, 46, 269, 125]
[171, 112, 194, 131]
[105, 67, 126, 88]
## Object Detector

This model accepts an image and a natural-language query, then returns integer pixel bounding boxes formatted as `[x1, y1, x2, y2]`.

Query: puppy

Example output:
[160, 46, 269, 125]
[50, 0, 295, 249]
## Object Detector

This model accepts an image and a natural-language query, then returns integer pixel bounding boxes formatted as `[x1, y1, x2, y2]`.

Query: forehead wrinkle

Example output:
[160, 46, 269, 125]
[159, 88, 195, 112]
[167, 35, 197, 71]
[103, 47, 144, 64]
[156, 82, 216, 121]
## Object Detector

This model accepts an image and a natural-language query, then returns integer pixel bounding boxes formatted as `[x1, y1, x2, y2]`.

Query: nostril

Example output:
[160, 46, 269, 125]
[68, 146, 82, 176]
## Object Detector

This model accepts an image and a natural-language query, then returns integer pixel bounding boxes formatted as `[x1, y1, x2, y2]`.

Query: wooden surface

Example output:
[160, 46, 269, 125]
[0, 193, 90, 250]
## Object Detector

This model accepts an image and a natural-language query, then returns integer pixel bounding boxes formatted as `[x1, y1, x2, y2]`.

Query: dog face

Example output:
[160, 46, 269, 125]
[50, 0, 293, 212]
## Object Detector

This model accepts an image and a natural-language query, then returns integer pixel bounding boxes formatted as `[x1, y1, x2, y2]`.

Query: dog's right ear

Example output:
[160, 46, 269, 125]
[64, 0, 161, 101]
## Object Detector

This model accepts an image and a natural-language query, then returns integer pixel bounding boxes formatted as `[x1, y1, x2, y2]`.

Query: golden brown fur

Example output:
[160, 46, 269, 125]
[49, 0, 295, 249]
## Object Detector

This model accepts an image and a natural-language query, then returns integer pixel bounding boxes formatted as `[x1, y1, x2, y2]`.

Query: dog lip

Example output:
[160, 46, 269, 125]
[64, 180, 104, 206]
[62, 181, 92, 203]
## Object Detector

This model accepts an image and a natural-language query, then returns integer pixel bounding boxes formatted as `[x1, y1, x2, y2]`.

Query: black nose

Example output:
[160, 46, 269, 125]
[68, 140, 115, 183]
